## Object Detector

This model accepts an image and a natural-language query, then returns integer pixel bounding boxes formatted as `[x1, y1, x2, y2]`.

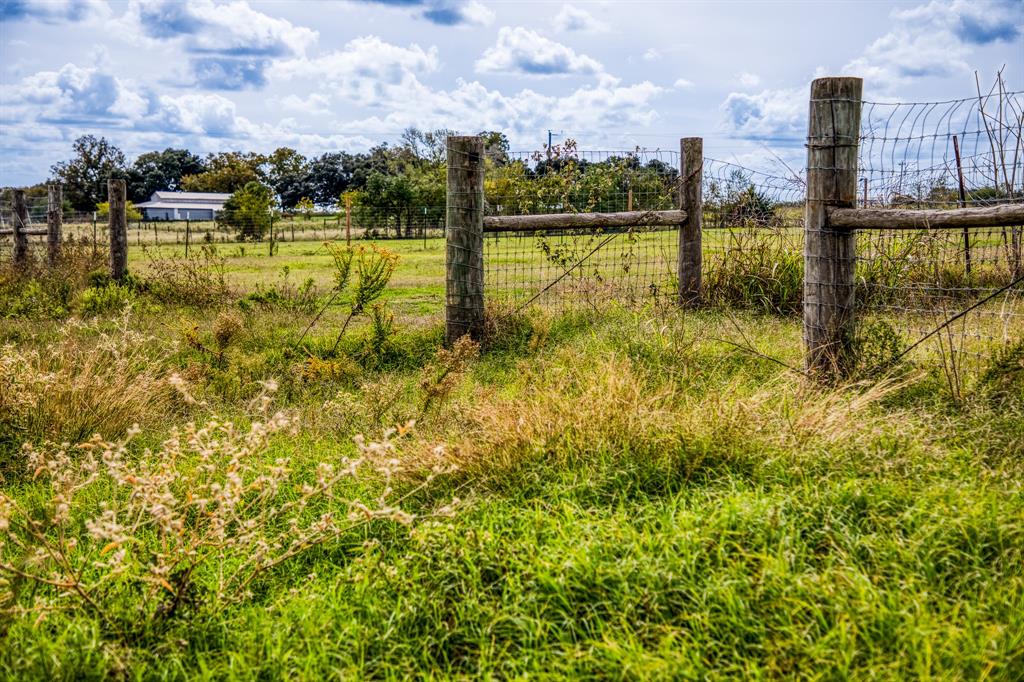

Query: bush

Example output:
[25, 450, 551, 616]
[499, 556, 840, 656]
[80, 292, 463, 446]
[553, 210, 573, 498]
[220, 181, 274, 241]
[79, 283, 137, 316]
[143, 244, 231, 307]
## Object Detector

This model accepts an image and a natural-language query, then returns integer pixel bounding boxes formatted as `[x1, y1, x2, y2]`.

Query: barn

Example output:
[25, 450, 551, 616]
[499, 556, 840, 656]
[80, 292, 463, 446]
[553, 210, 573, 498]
[135, 191, 231, 220]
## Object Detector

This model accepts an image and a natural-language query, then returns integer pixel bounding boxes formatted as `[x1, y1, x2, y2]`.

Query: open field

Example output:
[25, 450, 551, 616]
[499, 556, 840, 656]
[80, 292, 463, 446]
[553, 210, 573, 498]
[1, 235, 1023, 680]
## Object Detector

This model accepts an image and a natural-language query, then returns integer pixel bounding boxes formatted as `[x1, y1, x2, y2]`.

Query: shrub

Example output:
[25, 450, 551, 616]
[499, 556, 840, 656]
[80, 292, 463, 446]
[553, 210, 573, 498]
[220, 181, 274, 241]
[79, 283, 137, 316]
[143, 244, 231, 307]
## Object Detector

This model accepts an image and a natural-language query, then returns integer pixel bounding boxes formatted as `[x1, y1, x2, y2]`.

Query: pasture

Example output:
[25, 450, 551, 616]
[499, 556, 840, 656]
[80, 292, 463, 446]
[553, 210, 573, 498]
[1, 232, 1022, 680]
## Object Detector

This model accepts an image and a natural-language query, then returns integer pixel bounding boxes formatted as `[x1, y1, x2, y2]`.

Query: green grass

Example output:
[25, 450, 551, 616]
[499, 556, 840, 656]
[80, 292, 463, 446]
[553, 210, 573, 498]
[2, 241, 1024, 680]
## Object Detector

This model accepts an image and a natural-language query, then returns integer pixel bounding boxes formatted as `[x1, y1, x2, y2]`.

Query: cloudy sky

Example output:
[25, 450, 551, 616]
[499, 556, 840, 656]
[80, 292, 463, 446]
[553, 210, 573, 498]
[0, 0, 1020, 185]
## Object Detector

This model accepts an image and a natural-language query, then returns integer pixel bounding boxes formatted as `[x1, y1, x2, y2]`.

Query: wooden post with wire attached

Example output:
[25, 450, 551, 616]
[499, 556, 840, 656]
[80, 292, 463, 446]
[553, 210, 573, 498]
[803, 76, 863, 376]
[12, 189, 29, 266]
[679, 137, 703, 306]
[445, 135, 485, 345]
[108, 179, 128, 281]
[47, 184, 62, 266]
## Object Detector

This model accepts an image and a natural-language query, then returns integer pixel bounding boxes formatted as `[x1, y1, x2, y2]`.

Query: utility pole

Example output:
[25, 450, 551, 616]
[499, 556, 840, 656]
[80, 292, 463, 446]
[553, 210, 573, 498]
[547, 129, 553, 160]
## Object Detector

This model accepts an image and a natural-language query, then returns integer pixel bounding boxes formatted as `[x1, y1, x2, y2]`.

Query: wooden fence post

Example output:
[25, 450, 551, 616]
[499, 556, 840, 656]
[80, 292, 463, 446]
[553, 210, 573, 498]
[12, 189, 28, 266]
[804, 76, 863, 376]
[679, 137, 703, 306]
[108, 178, 128, 281]
[47, 184, 62, 266]
[445, 135, 485, 345]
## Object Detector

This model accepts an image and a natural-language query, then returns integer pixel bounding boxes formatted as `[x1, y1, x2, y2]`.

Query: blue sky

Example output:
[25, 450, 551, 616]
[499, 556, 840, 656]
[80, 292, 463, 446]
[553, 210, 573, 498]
[0, 0, 1021, 185]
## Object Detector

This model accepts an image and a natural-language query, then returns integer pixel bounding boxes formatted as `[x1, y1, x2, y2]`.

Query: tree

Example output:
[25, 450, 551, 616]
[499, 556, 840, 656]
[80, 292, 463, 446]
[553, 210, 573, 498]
[219, 182, 274, 240]
[50, 135, 128, 211]
[265, 147, 310, 209]
[96, 201, 143, 221]
[362, 172, 414, 237]
[126, 148, 205, 203]
[401, 127, 456, 166]
[296, 196, 315, 220]
[181, 152, 265, 193]
[479, 130, 510, 166]
[306, 152, 355, 206]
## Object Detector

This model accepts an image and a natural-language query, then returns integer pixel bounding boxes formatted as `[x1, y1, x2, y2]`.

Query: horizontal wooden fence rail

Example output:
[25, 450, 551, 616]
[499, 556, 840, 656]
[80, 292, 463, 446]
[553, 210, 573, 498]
[482, 209, 687, 233]
[0, 228, 48, 237]
[828, 203, 1024, 230]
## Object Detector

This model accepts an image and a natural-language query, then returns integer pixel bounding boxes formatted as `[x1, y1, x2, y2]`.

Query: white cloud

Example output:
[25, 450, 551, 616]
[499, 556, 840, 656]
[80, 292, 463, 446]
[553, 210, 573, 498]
[475, 26, 603, 76]
[269, 36, 439, 104]
[459, 1, 495, 27]
[553, 4, 609, 33]
[642, 48, 661, 62]
[116, 0, 319, 89]
[278, 93, 332, 116]
[0, 0, 111, 24]
[674, 78, 694, 89]
[737, 72, 761, 88]
[720, 86, 805, 141]
[843, 0, 1020, 92]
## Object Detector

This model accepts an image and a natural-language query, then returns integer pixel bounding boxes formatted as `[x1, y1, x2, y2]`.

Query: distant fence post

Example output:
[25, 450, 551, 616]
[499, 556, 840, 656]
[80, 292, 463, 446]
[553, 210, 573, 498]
[804, 76, 863, 376]
[47, 184, 62, 266]
[12, 189, 28, 266]
[445, 135, 485, 345]
[108, 178, 128, 281]
[679, 137, 703, 306]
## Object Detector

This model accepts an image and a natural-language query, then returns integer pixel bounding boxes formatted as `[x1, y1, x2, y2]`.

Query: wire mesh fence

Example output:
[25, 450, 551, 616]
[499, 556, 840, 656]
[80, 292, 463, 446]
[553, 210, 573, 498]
[483, 145, 682, 313]
[701, 159, 805, 315]
[854, 83, 1024, 371]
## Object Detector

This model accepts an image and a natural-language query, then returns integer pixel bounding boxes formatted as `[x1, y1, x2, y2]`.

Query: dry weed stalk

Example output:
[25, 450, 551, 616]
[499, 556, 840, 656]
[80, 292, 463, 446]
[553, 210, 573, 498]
[0, 382, 455, 635]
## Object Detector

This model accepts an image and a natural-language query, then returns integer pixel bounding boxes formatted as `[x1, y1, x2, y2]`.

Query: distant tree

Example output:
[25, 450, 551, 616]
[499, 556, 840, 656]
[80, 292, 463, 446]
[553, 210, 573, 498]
[479, 130, 510, 166]
[181, 152, 265, 193]
[95, 200, 143, 221]
[401, 127, 456, 166]
[296, 196, 315, 220]
[265, 147, 311, 208]
[362, 172, 414, 237]
[219, 181, 274, 240]
[306, 152, 355, 206]
[126, 148, 205, 203]
[50, 135, 128, 211]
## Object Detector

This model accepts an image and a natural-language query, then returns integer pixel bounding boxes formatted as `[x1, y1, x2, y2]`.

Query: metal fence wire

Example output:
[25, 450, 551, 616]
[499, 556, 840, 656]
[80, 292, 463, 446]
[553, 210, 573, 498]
[854, 86, 1024, 369]
[483, 147, 682, 313]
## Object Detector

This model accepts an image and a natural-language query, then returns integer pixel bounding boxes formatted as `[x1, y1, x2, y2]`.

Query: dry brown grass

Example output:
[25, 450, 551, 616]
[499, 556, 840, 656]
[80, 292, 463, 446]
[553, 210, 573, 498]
[412, 346, 926, 484]
[0, 312, 183, 479]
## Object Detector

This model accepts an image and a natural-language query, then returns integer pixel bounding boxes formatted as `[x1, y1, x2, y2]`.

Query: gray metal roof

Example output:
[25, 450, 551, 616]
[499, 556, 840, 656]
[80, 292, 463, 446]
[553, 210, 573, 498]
[145, 191, 231, 203]
[136, 201, 223, 210]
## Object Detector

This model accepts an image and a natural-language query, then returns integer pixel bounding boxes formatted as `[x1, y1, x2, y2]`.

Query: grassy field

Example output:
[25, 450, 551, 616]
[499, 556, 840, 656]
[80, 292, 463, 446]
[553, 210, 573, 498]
[1, 236, 1023, 679]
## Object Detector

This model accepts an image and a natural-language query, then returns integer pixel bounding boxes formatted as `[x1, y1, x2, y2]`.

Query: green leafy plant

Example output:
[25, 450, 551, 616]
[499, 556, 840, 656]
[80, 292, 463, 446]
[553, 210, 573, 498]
[296, 243, 399, 355]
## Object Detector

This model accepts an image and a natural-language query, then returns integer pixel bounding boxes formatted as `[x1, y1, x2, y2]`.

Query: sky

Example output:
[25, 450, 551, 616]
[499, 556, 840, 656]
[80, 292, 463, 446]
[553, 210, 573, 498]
[0, 0, 1021, 186]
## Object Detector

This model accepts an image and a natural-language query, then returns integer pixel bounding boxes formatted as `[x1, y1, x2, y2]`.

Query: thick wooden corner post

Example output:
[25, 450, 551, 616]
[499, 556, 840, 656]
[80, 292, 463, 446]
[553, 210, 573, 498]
[47, 184, 63, 266]
[108, 178, 128, 281]
[445, 135, 485, 345]
[804, 76, 863, 376]
[11, 189, 28, 266]
[679, 137, 703, 306]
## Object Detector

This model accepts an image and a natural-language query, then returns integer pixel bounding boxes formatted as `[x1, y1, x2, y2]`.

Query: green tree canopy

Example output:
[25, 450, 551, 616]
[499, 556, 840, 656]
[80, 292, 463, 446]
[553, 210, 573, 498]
[220, 181, 274, 240]
[50, 135, 128, 211]
[181, 152, 266, 194]
[126, 148, 205, 203]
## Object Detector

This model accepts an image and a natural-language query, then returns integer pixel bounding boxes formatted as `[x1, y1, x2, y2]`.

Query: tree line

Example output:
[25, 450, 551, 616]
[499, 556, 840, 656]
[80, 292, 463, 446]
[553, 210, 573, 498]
[18, 130, 682, 241]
